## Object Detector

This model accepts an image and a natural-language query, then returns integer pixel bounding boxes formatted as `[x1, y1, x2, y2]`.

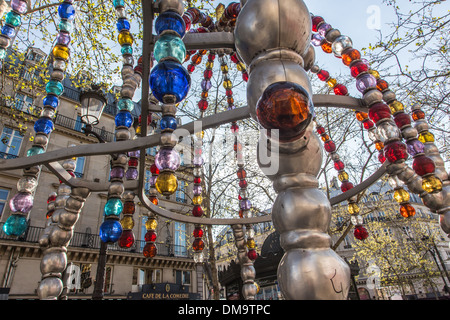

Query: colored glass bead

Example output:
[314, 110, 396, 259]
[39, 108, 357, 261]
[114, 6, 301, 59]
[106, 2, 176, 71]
[155, 11, 186, 38]
[155, 172, 178, 195]
[46, 80, 64, 96]
[350, 61, 369, 78]
[311, 16, 324, 32]
[399, 204, 416, 218]
[355, 112, 368, 121]
[247, 239, 256, 249]
[237, 168, 246, 179]
[123, 201, 135, 215]
[384, 141, 408, 163]
[193, 238, 204, 251]
[368, 103, 391, 123]
[422, 175, 442, 193]
[378, 151, 386, 163]
[341, 48, 361, 66]
[104, 198, 123, 216]
[331, 35, 353, 57]
[52, 45, 70, 60]
[406, 139, 425, 157]
[27, 146, 44, 157]
[356, 73, 377, 93]
[143, 243, 157, 257]
[58, 3, 75, 20]
[193, 184, 202, 195]
[326, 78, 337, 88]
[354, 225, 368, 240]
[376, 79, 389, 91]
[11, 0, 27, 14]
[394, 188, 410, 203]
[197, 98, 208, 109]
[333, 84, 348, 96]
[9, 192, 33, 213]
[413, 155, 435, 176]
[149, 60, 191, 103]
[389, 101, 404, 114]
[324, 140, 336, 153]
[150, 164, 159, 175]
[155, 148, 181, 171]
[192, 205, 203, 217]
[120, 216, 135, 229]
[99, 219, 122, 243]
[116, 18, 130, 32]
[117, 98, 134, 111]
[3, 214, 28, 236]
[311, 33, 324, 46]
[347, 203, 360, 215]
[1, 25, 16, 38]
[34, 117, 54, 135]
[394, 113, 411, 128]
[201, 79, 212, 91]
[193, 195, 203, 205]
[248, 249, 258, 260]
[121, 44, 133, 55]
[56, 32, 71, 46]
[412, 110, 425, 121]
[59, 19, 73, 33]
[126, 168, 138, 180]
[118, 230, 134, 248]
[334, 160, 345, 171]
[318, 23, 331, 36]
[375, 141, 384, 151]
[418, 131, 435, 143]
[341, 181, 354, 192]
[118, 30, 133, 46]
[5, 11, 21, 27]
[377, 121, 400, 142]
[255, 81, 313, 141]
[145, 218, 157, 230]
[113, 0, 124, 7]
[110, 166, 124, 180]
[193, 227, 204, 238]
[317, 70, 329, 81]
[160, 115, 178, 131]
[321, 41, 332, 53]
[145, 230, 157, 242]
[338, 171, 349, 182]
[154, 33, 186, 64]
[115, 111, 133, 128]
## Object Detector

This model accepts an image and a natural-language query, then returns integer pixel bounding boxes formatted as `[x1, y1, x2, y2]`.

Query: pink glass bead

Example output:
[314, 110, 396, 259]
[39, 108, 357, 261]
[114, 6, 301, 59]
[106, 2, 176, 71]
[9, 192, 34, 213]
[356, 73, 377, 93]
[11, 0, 27, 14]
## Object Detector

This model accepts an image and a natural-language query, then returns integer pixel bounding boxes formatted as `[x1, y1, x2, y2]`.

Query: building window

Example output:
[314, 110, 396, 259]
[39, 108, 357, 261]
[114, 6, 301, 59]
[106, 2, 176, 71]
[74, 115, 85, 132]
[174, 222, 187, 257]
[74, 156, 85, 178]
[14, 93, 33, 113]
[0, 188, 9, 217]
[103, 266, 113, 294]
[133, 268, 162, 285]
[0, 127, 24, 158]
[144, 170, 151, 195]
[176, 181, 186, 203]
[175, 270, 191, 286]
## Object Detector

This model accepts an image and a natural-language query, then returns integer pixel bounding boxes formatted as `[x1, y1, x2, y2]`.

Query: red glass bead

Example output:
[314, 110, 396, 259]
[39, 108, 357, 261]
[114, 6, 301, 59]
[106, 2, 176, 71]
[145, 230, 157, 242]
[230, 123, 239, 133]
[378, 151, 386, 163]
[230, 53, 239, 63]
[123, 201, 135, 215]
[342, 48, 361, 66]
[208, 53, 216, 61]
[334, 160, 345, 171]
[193, 227, 204, 238]
[324, 140, 336, 153]
[239, 179, 248, 189]
[198, 99, 208, 111]
[333, 84, 348, 96]
[341, 181, 354, 192]
[150, 163, 159, 175]
[46, 210, 54, 219]
[118, 230, 135, 248]
[350, 61, 369, 78]
[143, 243, 157, 258]
[394, 113, 411, 128]
[412, 110, 425, 121]
[204, 69, 212, 79]
[311, 16, 324, 32]
[412, 155, 435, 176]
[317, 69, 330, 81]
[237, 168, 246, 179]
[248, 249, 258, 260]
[194, 177, 201, 184]
[354, 225, 369, 240]
[376, 79, 389, 91]
[242, 72, 248, 82]
[128, 158, 138, 167]
[384, 141, 408, 163]
[187, 64, 196, 73]
[192, 205, 203, 217]
[368, 103, 391, 123]
[256, 82, 313, 141]
[363, 119, 374, 130]
[316, 126, 325, 135]
[193, 238, 205, 251]
[47, 194, 57, 203]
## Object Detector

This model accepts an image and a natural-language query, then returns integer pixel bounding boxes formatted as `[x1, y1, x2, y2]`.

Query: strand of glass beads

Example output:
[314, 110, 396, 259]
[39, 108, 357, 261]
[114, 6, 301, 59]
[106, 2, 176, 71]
[215, 1, 240, 30]
[230, 52, 249, 83]
[147, 163, 160, 206]
[197, 51, 216, 112]
[219, 55, 235, 110]
[2, 0, 76, 236]
[151, 5, 190, 199]
[46, 192, 57, 220]
[0, 0, 27, 60]
[192, 130, 205, 263]
[143, 214, 158, 258]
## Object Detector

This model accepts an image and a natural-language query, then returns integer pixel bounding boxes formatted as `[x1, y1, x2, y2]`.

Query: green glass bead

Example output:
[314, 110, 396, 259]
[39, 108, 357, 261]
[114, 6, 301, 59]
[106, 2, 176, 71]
[3, 214, 28, 236]
[154, 33, 186, 64]
[117, 98, 134, 111]
[27, 146, 45, 157]
[104, 198, 123, 216]
[121, 44, 133, 55]
[59, 19, 73, 33]
[113, 0, 124, 7]
[45, 80, 64, 96]
[5, 11, 21, 27]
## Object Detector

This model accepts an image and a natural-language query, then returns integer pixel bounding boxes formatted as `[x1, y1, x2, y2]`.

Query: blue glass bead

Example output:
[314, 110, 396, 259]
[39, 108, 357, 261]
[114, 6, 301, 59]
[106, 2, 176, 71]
[160, 116, 177, 131]
[116, 18, 130, 32]
[117, 98, 134, 111]
[104, 198, 123, 216]
[43, 95, 59, 108]
[59, 19, 73, 33]
[155, 11, 186, 38]
[26, 146, 44, 157]
[120, 44, 133, 55]
[3, 214, 28, 236]
[115, 111, 133, 128]
[58, 3, 75, 20]
[1, 25, 16, 38]
[113, 0, 124, 7]
[34, 117, 54, 135]
[45, 80, 64, 96]
[5, 11, 21, 27]
[154, 33, 186, 64]
[149, 60, 191, 103]
[99, 219, 122, 243]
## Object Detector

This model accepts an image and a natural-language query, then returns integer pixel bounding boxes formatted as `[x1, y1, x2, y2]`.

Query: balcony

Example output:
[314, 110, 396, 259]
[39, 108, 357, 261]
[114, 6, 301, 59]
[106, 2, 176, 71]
[53, 113, 115, 142]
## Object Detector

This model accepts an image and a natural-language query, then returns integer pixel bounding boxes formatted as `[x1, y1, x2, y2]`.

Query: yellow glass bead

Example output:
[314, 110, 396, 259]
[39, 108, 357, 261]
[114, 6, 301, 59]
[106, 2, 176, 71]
[393, 188, 410, 203]
[155, 172, 178, 196]
[120, 216, 134, 229]
[247, 239, 256, 249]
[205, 61, 214, 69]
[347, 203, 360, 215]
[327, 78, 337, 88]
[422, 175, 443, 193]
[52, 45, 70, 60]
[338, 171, 349, 182]
[195, 131, 204, 139]
[236, 62, 246, 72]
[193, 195, 203, 205]
[418, 131, 435, 143]
[389, 101, 405, 114]
[135, 126, 141, 134]
[146, 218, 157, 230]
[368, 69, 380, 79]
[221, 64, 229, 73]
[223, 79, 232, 89]
[118, 30, 133, 46]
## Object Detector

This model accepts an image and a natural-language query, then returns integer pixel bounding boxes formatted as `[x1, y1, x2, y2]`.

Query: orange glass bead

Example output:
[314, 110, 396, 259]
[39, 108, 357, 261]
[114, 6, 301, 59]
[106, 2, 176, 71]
[321, 41, 332, 53]
[375, 141, 384, 151]
[376, 79, 389, 91]
[143, 243, 157, 257]
[193, 238, 205, 251]
[342, 48, 361, 66]
[399, 204, 416, 218]
[321, 134, 330, 142]
[355, 112, 368, 122]
[201, 91, 208, 99]
[412, 110, 425, 121]
[191, 54, 202, 65]
[150, 196, 158, 205]
[123, 201, 135, 215]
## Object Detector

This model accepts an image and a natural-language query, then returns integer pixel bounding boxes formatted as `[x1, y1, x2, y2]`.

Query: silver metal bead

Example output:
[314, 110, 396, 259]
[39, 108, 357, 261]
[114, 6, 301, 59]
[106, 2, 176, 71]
[51, 70, 65, 82]
[115, 128, 131, 141]
[331, 35, 352, 57]
[121, 65, 134, 80]
[242, 283, 258, 300]
[57, 184, 72, 196]
[303, 45, 315, 71]
[414, 119, 429, 133]
[55, 195, 70, 208]
[122, 190, 135, 201]
[155, 0, 184, 15]
[401, 126, 418, 140]
[363, 89, 383, 106]
[62, 159, 76, 172]
[240, 265, 256, 281]
[37, 277, 63, 300]
[65, 197, 85, 211]
[58, 210, 79, 228]
[382, 90, 396, 104]
[440, 212, 450, 234]
[325, 29, 341, 43]
[33, 134, 49, 147]
[70, 187, 91, 200]
[49, 227, 73, 247]
[111, 153, 128, 167]
[120, 85, 135, 99]
[108, 181, 125, 198]
[40, 250, 67, 275]
[0, 35, 10, 48]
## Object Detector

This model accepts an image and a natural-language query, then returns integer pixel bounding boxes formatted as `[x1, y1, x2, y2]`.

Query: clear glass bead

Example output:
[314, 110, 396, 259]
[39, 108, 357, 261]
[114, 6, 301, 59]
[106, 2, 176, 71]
[331, 35, 353, 57]
[17, 177, 38, 193]
[388, 175, 403, 189]
[377, 121, 401, 143]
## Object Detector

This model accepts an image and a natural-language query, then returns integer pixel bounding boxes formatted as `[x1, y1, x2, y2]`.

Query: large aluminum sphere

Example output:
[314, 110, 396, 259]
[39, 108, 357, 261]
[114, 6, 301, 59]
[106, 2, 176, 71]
[242, 282, 258, 299]
[246, 58, 312, 121]
[37, 276, 63, 300]
[49, 227, 73, 247]
[58, 210, 79, 228]
[40, 250, 67, 275]
[234, 0, 312, 65]
[155, 0, 184, 16]
[240, 265, 256, 281]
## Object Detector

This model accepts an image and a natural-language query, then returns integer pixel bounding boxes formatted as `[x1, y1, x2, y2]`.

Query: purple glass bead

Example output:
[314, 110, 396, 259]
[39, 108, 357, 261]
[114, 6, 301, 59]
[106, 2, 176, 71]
[193, 156, 204, 166]
[9, 192, 33, 213]
[110, 166, 124, 179]
[356, 73, 377, 93]
[56, 32, 71, 46]
[126, 167, 138, 180]
[193, 185, 202, 195]
[311, 33, 324, 46]
[11, 0, 27, 14]
[317, 23, 332, 36]
[240, 199, 252, 210]
[201, 79, 212, 91]
[407, 139, 425, 156]
[128, 150, 140, 157]
[149, 176, 157, 186]
[155, 148, 181, 171]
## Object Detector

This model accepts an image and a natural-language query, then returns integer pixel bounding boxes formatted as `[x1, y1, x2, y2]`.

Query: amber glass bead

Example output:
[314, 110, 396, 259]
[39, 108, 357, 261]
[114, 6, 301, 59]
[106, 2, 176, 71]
[394, 188, 410, 203]
[191, 54, 202, 65]
[342, 48, 361, 66]
[347, 203, 360, 215]
[123, 201, 135, 215]
[237, 168, 246, 179]
[338, 171, 349, 182]
[205, 61, 214, 69]
[120, 216, 134, 229]
[247, 239, 256, 249]
[418, 131, 434, 143]
[321, 134, 330, 142]
[149, 196, 158, 205]
[220, 64, 229, 72]
[321, 41, 332, 53]
[422, 175, 442, 193]
[201, 91, 208, 99]
[143, 243, 157, 257]
[155, 172, 178, 195]
[368, 69, 380, 79]
[355, 111, 368, 122]
[389, 101, 405, 114]
[236, 62, 246, 72]
[400, 204, 416, 218]
[412, 110, 425, 121]
[223, 79, 232, 89]
[374, 142, 383, 151]
[376, 79, 389, 91]
[255, 81, 313, 141]
[52, 45, 70, 60]
[326, 78, 337, 88]
[118, 30, 133, 45]
[193, 238, 204, 251]
[145, 218, 157, 230]
[193, 195, 203, 205]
